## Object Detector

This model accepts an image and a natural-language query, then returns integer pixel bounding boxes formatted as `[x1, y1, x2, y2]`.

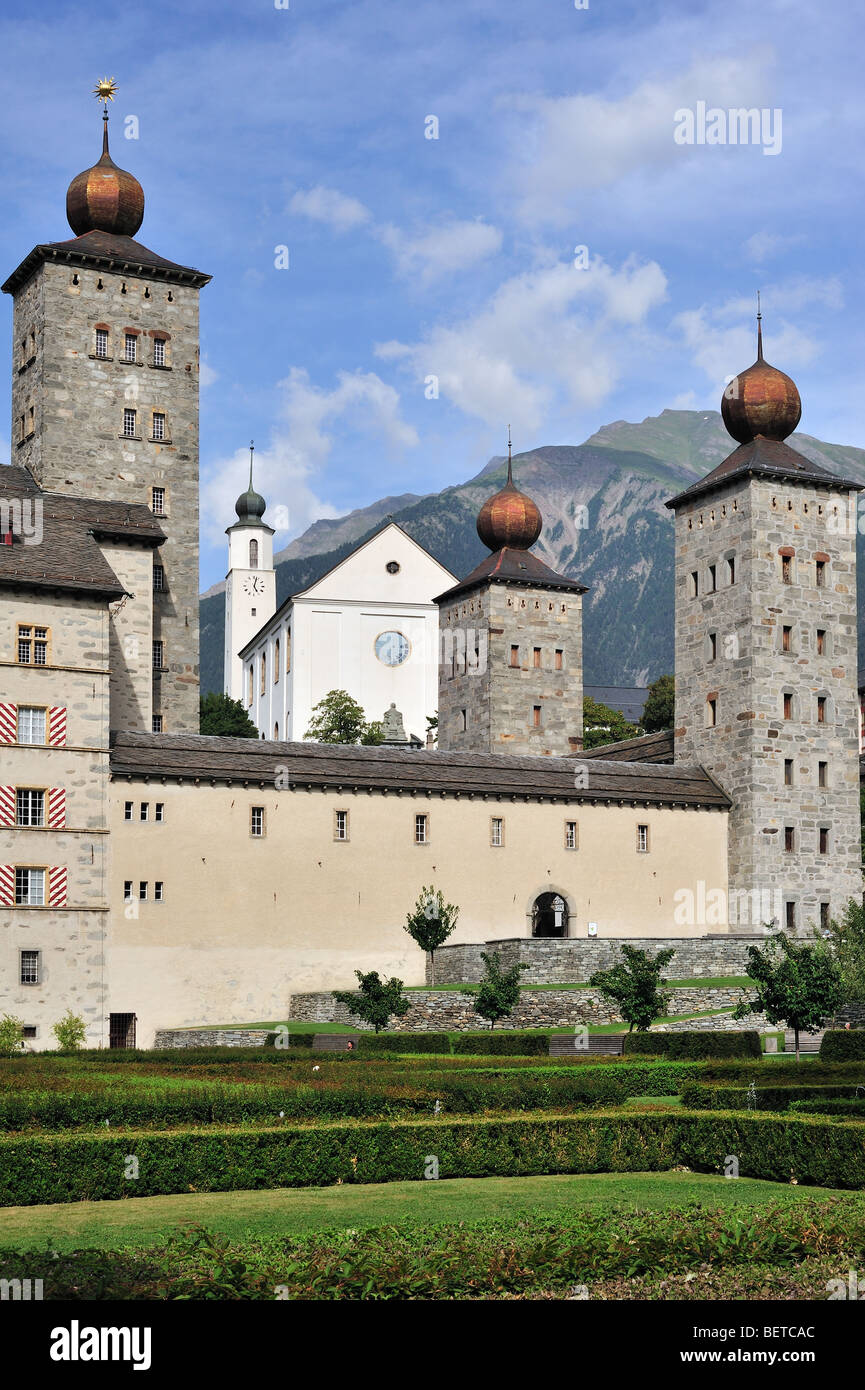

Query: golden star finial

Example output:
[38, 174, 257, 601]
[93, 77, 118, 104]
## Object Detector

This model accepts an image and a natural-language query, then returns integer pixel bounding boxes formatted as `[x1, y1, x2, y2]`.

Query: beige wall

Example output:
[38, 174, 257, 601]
[107, 780, 729, 1046]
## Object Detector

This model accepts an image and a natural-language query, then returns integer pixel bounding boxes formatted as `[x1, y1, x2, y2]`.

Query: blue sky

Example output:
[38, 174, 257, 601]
[0, 0, 862, 589]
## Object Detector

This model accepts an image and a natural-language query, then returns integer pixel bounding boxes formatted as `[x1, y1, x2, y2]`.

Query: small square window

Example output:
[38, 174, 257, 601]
[152, 715, 163, 733]
[124, 880, 133, 901]
[140, 803, 148, 822]
[124, 801, 133, 821]
[139, 881, 148, 901]
[155, 803, 164, 823]
[154, 881, 164, 902]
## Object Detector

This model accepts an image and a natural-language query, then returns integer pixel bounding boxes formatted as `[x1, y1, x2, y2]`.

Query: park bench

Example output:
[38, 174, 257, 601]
[549, 1033, 625, 1057]
[312, 1033, 361, 1053]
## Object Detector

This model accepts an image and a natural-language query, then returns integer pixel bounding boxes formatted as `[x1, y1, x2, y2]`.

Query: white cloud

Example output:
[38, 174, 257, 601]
[743, 230, 805, 263]
[289, 185, 372, 233]
[376, 219, 502, 284]
[199, 360, 218, 388]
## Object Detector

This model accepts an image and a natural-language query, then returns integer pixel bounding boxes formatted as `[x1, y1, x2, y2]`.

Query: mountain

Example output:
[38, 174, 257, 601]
[199, 409, 865, 697]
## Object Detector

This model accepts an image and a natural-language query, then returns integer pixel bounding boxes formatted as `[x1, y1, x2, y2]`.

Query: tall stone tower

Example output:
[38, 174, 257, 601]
[2, 90, 210, 732]
[224, 447, 276, 702]
[436, 441, 586, 756]
[667, 315, 862, 933]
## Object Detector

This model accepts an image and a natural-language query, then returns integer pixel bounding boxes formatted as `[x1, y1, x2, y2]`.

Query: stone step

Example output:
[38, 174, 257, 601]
[312, 1033, 361, 1052]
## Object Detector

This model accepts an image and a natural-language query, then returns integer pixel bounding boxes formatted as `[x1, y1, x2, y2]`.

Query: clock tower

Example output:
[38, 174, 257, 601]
[224, 445, 276, 703]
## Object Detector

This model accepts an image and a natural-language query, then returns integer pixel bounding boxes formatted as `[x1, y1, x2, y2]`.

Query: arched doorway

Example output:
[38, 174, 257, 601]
[531, 891, 569, 938]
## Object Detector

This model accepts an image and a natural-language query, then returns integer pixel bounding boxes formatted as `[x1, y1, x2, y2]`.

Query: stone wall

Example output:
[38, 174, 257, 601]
[154, 1028, 271, 1048]
[429, 935, 757, 985]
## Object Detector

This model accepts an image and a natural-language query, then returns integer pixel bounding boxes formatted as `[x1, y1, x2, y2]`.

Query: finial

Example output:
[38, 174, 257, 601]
[248, 440, 255, 490]
[93, 78, 117, 154]
[507, 424, 513, 484]
[756, 290, 763, 361]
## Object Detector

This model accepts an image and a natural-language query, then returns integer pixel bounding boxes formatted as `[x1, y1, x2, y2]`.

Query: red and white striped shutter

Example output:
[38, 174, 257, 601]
[0, 788, 14, 827]
[48, 789, 66, 829]
[0, 703, 16, 744]
[48, 708, 67, 747]
[0, 866, 14, 906]
[48, 866, 67, 907]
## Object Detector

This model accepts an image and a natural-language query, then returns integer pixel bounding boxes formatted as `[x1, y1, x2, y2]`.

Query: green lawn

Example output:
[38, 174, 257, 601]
[0, 1171, 847, 1254]
[196, 1008, 739, 1037]
[407, 976, 752, 992]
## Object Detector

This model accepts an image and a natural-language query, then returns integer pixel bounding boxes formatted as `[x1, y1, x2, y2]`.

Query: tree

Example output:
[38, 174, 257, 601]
[589, 944, 675, 1032]
[404, 885, 459, 985]
[463, 951, 528, 1029]
[582, 696, 639, 749]
[641, 674, 674, 733]
[733, 932, 844, 1060]
[304, 690, 384, 745]
[821, 898, 865, 1002]
[52, 1011, 87, 1052]
[200, 692, 259, 737]
[333, 970, 410, 1033]
[0, 1015, 24, 1057]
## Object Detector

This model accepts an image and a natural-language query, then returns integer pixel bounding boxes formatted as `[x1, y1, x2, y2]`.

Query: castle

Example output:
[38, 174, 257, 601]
[0, 102, 860, 1047]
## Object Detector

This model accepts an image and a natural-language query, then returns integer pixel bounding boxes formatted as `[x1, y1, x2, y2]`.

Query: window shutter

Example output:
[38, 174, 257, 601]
[0, 788, 14, 827]
[0, 866, 13, 906]
[48, 788, 66, 828]
[0, 703, 16, 743]
[48, 708, 67, 746]
[48, 866, 67, 906]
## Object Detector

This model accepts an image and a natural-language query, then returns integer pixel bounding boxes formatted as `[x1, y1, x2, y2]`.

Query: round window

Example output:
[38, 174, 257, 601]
[386, 561, 401, 574]
[374, 631, 410, 666]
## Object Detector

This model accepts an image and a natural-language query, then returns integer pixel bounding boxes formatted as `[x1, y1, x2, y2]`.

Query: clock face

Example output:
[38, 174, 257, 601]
[374, 630, 410, 666]
[243, 576, 264, 596]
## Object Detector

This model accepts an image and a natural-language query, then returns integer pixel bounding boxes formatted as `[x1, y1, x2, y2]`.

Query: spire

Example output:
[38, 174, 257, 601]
[248, 439, 255, 491]
[507, 424, 513, 484]
[66, 79, 145, 238]
[756, 290, 763, 362]
[233, 441, 267, 525]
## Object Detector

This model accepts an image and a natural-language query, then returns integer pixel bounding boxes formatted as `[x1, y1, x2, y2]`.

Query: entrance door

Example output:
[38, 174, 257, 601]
[531, 892, 569, 938]
[109, 1013, 137, 1049]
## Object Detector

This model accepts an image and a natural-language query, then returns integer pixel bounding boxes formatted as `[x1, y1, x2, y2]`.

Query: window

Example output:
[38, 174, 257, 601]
[17, 707, 46, 745]
[532, 706, 541, 728]
[20, 949, 40, 985]
[818, 761, 828, 788]
[140, 803, 149, 822]
[250, 806, 265, 837]
[490, 817, 503, 847]
[782, 625, 791, 652]
[510, 645, 519, 667]
[820, 903, 830, 931]
[555, 649, 563, 670]
[415, 813, 429, 845]
[152, 640, 164, 671]
[727, 556, 736, 585]
[123, 407, 137, 438]
[247, 666, 253, 707]
[152, 412, 166, 441]
[124, 880, 133, 901]
[17, 624, 49, 665]
[785, 902, 796, 932]
[817, 696, 827, 724]
[152, 715, 163, 733]
[155, 803, 164, 822]
[564, 820, 578, 851]
[784, 826, 794, 852]
[286, 630, 291, 673]
[95, 328, 109, 359]
[249, 539, 259, 569]
[460, 709, 467, 732]
[15, 867, 45, 906]
[334, 810, 349, 841]
[16, 789, 44, 827]
[139, 881, 148, 901]
[273, 723, 279, 739]
[123, 333, 137, 363]
[816, 559, 826, 588]
[124, 801, 133, 821]
[781, 554, 792, 584]
[274, 638, 280, 681]
[784, 759, 793, 787]
[708, 632, 717, 661]
[533, 647, 541, 668]
[690, 570, 699, 598]
[153, 337, 166, 367]
[260, 653, 266, 695]
[153, 564, 165, 592]
[708, 563, 716, 593]
[816, 629, 826, 655]
[707, 697, 717, 727]
[783, 693, 793, 720]
[151, 486, 166, 516]
[819, 827, 829, 855]
[636, 824, 649, 853]
[21, 1026, 37, 1040]
[154, 881, 164, 902]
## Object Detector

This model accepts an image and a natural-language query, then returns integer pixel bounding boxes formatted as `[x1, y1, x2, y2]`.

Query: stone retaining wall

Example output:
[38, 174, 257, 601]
[153, 1029, 272, 1049]
[429, 935, 759, 985]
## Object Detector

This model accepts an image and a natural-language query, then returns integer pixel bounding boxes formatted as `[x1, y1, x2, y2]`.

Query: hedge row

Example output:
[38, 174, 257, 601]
[2, 1109, 864, 1206]
[788, 1098, 865, 1117]
[680, 1083, 864, 1112]
[820, 1031, 865, 1062]
[623, 1031, 762, 1059]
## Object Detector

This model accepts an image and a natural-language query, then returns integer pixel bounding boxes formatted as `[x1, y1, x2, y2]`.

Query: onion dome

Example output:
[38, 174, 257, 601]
[66, 113, 145, 238]
[477, 434, 543, 551]
[721, 311, 801, 444]
[234, 443, 267, 525]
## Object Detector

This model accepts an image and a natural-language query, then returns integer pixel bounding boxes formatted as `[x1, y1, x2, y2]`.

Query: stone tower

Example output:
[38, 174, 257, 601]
[667, 315, 862, 933]
[2, 98, 210, 732]
[436, 441, 586, 756]
[224, 447, 276, 702]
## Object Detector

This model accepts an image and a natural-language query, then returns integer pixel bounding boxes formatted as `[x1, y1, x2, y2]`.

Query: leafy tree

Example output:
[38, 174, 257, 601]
[52, 1011, 87, 1052]
[333, 970, 410, 1033]
[463, 951, 528, 1029]
[641, 674, 674, 733]
[304, 690, 384, 745]
[200, 692, 259, 737]
[404, 885, 459, 985]
[582, 697, 639, 749]
[0, 1014, 24, 1057]
[821, 898, 865, 1002]
[425, 713, 438, 743]
[589, 944, 675, 1032]
[734, 933, 844, 1060]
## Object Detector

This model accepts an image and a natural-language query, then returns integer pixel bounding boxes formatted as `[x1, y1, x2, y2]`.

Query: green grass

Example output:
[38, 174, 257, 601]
[406, 976, 752, 992]
[0, 1170, 846, 1254]
[193, 1008, 739, 1039]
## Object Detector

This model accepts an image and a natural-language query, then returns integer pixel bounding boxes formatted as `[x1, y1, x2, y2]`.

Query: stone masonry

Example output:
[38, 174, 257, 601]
[428, 934, 759, 984]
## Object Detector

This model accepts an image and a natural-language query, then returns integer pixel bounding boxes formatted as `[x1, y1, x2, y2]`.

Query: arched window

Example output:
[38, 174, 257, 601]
[247, 666, 253, 707]
[249, 539, 259, 569]
[260, 652, 266, 694]
[286, 629, 291, 673]
[274, 638, 280, 681]
[273, 722, 279, 740]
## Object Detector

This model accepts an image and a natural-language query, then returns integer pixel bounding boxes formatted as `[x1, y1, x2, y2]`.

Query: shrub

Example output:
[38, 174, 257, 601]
[52, 1012, 87, 1052]
[452, 1032, 550, 1055]
[265, 1031, 314, 1048]
[788, 1098, 865, 1117]
[680, 1082, 863, 1111]
[0, 1016, 24, 1058]
[622, 1031, 761, 1059]
[358, 1033, 451, 1054]
[820, 1030, 865, 1062]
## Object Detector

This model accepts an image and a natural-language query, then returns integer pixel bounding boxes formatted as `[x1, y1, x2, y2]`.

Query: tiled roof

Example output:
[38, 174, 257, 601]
[109, 730, 729, 808]
[435, 545, 588, 604]
[582, 729, 675, 764]
[0, 466, 164, 598]
[667, 435, 862, 509]
[2, 229, 211, 295]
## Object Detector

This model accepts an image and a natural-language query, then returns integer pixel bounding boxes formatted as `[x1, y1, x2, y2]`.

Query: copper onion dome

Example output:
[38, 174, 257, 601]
[66, 112, 145, 238]
[721, 310, 801, 444]
[476, 432, 543, 551]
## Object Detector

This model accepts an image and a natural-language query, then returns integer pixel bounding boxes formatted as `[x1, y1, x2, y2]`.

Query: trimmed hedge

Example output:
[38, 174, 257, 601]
[680, 1083, 863, 1112]
[623, 1031, 761, 1059]
[789, 1098, 865, 1117]
[3, 1109, 864, 1206]
[821, 1031, 865, 1062]
[452, 1032, 550, 1055]
[357, 1033, 452, 1054]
